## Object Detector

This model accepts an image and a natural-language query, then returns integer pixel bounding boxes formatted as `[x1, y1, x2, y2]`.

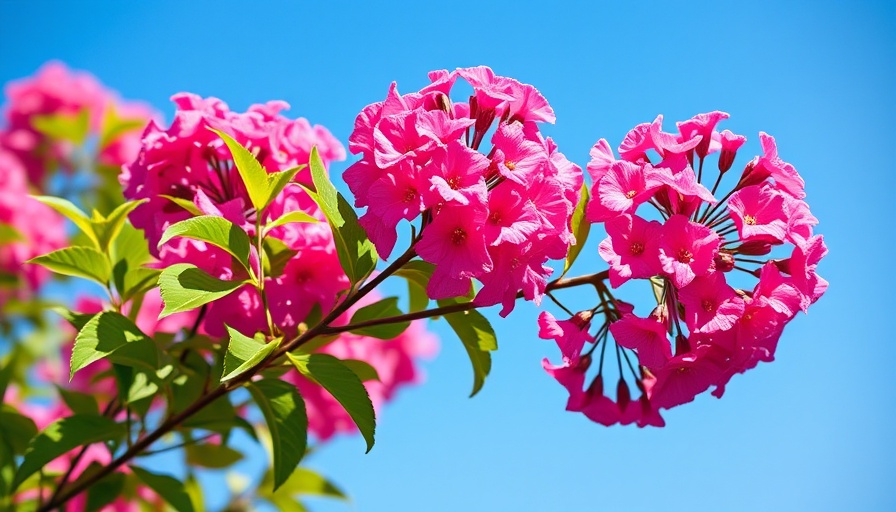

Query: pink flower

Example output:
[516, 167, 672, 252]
[587, 161, 661, 222]
[658, 214, 720, 288]
[676, 111, 730, 159]
[598, 214, 664, 288]
[416, 202, 492, 298]
[677, 273, 745, 334]
[727, 183, 789, 243]
[609, 313, 672, 369]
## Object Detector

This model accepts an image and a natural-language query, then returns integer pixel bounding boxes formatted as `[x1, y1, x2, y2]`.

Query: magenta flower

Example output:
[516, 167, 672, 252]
[347, 67, 580, 309]
[598, 214, 663, 288]
[658, 214, 720, 288]
[561, 111, 827, 425]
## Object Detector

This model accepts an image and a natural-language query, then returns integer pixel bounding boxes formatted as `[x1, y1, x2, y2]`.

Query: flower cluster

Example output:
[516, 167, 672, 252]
[123, 94, 438, 440]
[0, 147, 67, 309]
[346, 66, 582, 315]
[542, 112, 827, 426]
[1, 61, 155, 186]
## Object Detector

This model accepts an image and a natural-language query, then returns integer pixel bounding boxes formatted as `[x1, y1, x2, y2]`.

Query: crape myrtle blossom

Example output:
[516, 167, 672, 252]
[542, 111, 826, 426]
[122, 94, 438, 441]
[0, 147, 67, 310]
[0, 61, 156, 187]
[346, 66, 582, 316]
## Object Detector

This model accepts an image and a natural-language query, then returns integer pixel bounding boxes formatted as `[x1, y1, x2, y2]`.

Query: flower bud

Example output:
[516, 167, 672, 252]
[714, 250, 735, 272]
[571, 310, 593, 329]
[616, 378, 632, 412]
[675, 333, 691, 355]
[736, 240, 773, 256]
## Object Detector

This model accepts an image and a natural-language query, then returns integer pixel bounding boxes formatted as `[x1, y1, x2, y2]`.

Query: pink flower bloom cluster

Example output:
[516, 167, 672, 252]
[0, 147, 67, 309]
[1, 61, 155, 186]
[346, 67, 582, 315]
[122, 94, 438, 441]
[543, 112, 827, 426]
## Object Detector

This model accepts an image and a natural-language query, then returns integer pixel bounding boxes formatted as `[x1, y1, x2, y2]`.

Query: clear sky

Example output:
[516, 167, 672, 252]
[1, 1, 894, 511]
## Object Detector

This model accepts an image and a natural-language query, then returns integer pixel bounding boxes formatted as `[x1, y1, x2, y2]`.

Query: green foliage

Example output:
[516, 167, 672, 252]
[158, 216, 253, 274]
[110, 222, 157, 302]
[247, 379, 308, 491]
[84, 465, 126, 512]
[340, 359, 380, 382]
[437, 299, 498, 397]
[185, 442, 244, 469]
[0, 224, 23, 245]
[31, 109, 90, 144]
[210, 128, 304, 213]
[12, 415, 126, 490]
[159, 195, 203, 216]
[562, 183, 591, 277]
[98, 104, 147, 150]
[91, 199, 147, 252]
[261, 237, 298, 279]
[29, 246, 111, 286]
[32, 196, 99, 248]
[260, 466, 347, 511]
[221, 325, 280, 382]
[56, 386, 101, 416]
[393, 260, 435, 312]
[305, 147, 377, 287]
[347, 297, 409, 339]
[71, 312, 159, 379]
[288, 353, 376, 453]
[130, 466, 196, 512]
[158, 263, 247, 317]
[262, 210, 318, 237]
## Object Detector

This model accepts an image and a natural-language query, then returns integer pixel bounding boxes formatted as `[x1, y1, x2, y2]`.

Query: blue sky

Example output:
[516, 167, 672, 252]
[1, 1, 894, 510]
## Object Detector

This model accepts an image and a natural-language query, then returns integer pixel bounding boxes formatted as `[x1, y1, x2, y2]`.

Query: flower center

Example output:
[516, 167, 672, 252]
[629, 242, 644, 255]
[488, 211, 502, 225]
[701, 299, 715, 312]
[625, 189, 637, 199]
[451, 228, 467, 246]
[404, 187, 417, 203]
[676, 248, 694, 263]
[505, 161, 516, 171]
[447, 176, 461, 190]
[744, 214, 756, 225]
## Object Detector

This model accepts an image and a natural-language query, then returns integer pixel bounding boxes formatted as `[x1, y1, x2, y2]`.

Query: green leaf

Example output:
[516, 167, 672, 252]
[12, 415, 125, 490]
[98, 104, 147, 150]
[346, 296, 409, 339]
[247, 379, 308, 491]
[394, 260, 435, 312]
[287, 353, 375, 452]
[32, 195, 99, 248]
[159, 194, 203, 216]
[210, 128, 269, 211]
[92, 199, 147, 251]
[305, 147, 377, 286]
[185, 443, 244, 469]
[110, 222, 156, 302]
[562, 183, 591, 277]
[437, 299, 498, 397]
[265, 166, 304, 205]
[158, 263, 246, 317]
[221, 326, 280, 382]
[51, 307, 96, 331]
[55, 387, 100, 416]
[263, 210, 318, 237]
[29, 246, 111, 286]
[0, 408, 38, 455]
[130, 466, 195, 512]
[31, 109, 89, 144]
[84, 465, 126, 512]
[650, 275, 666, 305]
[264, 466, 347, 503]
[340, 359, 380, 382]
[0, 224, 23, 245]
[262, 237, 298, 279]
[184, 474, 205, 512]
[0, 348, 20, 403]
[72, 312, 159, 379]
[158, 216, 253, 274]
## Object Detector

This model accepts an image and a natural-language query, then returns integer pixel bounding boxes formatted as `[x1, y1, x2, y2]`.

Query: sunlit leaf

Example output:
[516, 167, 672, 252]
[72, 312, 159, 379]
[437, 298, 498, 397]
[288, 353, 375, 452]
[158, 216, 253, 274]
[562, 183, 590, 277]
[29, 246, 111, 286]
[158, 263, 246, 317]
[247, 379, 308, 491]
[131, 466, 195, 512]
[221, 326, 279, 382]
